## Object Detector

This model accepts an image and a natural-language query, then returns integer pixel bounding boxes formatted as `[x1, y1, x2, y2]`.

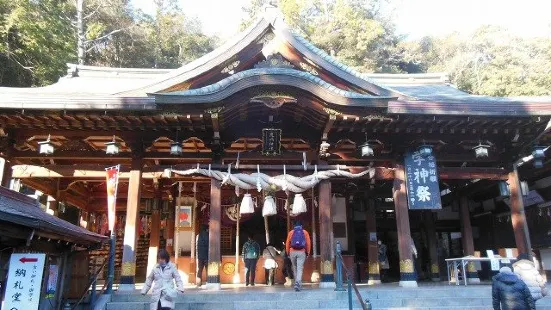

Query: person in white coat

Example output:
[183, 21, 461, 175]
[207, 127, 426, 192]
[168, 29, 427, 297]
[513, 253, 547, 302]
[141, 249, 184, 310]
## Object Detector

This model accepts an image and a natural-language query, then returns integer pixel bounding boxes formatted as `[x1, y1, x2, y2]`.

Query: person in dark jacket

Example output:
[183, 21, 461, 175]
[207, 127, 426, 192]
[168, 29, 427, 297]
[242, 234, 261, 286]
[492, 266, 535, 310]
[195, 224, 209, 287]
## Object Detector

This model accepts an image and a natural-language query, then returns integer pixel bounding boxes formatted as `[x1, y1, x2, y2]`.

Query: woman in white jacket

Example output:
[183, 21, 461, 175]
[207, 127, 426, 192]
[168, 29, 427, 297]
[141, 249, 184, 310]
[513, 253, 547, 302]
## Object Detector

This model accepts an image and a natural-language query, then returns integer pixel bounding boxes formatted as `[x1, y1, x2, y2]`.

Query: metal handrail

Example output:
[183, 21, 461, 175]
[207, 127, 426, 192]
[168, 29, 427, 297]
[71, 256, 109, 310]
[335, 241, 371, 310]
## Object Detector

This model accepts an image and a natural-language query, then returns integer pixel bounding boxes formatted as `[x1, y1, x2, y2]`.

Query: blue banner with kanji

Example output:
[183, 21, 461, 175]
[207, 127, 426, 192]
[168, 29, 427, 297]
[404, 151, 442, 209]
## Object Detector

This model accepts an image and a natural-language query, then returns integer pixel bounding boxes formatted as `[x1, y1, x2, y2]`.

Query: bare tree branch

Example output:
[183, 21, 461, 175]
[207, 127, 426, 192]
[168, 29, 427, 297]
[84, 27, 130, 44]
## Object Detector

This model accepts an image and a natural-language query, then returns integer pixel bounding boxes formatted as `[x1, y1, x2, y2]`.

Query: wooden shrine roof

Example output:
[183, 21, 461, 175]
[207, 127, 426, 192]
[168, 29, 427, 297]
[0, 7, 550, 116]
[0, 186, 107, 245]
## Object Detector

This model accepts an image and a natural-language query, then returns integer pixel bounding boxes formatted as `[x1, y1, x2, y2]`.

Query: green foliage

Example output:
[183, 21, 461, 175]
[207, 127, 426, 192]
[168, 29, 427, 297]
[0, 0, 75, 86]
[400, 26, 551, 96]
[242, 0, 403, 73]
[0, 0, 217, 86]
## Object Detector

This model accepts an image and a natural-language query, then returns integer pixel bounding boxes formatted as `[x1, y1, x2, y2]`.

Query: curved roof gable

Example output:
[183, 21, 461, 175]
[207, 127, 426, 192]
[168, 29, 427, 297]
[154, 67, 393, 108]
[124, 6, 399, 98]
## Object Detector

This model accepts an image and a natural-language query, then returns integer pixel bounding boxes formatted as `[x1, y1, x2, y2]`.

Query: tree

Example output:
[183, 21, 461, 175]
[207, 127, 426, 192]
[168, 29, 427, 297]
[0, 0, 75, 86]
[241, 0, 405, 73]
[401, 26, 551, 96]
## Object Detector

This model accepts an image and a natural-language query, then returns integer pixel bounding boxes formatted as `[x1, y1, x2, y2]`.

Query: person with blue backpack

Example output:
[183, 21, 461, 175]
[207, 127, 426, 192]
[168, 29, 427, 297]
[242, 233, 261, 286]
[285, 220, 311, 291]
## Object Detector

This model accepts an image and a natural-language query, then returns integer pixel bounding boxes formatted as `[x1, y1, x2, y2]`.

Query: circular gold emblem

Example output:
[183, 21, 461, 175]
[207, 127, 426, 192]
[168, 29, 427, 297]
[222, 262, 235, 275]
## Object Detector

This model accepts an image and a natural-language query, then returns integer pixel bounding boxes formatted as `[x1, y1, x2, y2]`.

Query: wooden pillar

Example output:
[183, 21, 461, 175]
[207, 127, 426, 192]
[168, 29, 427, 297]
[207, 179, 221, 290]
[146, 187, 162, 277]
[1, 157, 12, 188]
[424, 211, 440, 281]
[366, 199, 380, 285]
[319, 180, 335, 288]
[393, 164, 417, 287]
[166, 196, 175, 256]
[459, 196, 480, 282]
[119, 157, 143, 290]
[508, 168, 532, 256]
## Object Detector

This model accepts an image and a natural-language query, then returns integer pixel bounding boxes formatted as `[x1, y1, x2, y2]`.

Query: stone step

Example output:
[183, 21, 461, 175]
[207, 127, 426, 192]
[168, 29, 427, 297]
[107, 287, 551, 310]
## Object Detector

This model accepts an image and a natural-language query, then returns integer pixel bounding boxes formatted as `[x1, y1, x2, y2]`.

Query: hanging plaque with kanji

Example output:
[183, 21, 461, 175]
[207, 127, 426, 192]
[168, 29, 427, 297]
[404, 151, 442, 209]
[262, 128, 282, 155]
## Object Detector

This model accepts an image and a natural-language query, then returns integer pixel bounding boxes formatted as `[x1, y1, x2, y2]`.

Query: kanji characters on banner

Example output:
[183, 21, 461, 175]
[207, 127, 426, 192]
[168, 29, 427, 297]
[404, 152, 442, 209]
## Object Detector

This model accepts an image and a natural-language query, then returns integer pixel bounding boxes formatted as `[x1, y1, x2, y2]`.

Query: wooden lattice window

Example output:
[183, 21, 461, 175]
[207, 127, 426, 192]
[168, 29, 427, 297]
[221, 226, 233, 254]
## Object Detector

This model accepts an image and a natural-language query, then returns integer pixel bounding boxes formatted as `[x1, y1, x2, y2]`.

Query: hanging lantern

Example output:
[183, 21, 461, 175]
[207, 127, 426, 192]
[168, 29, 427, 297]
[38, 135, 54, 155]
[170, 142, 183, 156]
[262, 195, 277, 216]
[360, 142, 374, 157]
[419, 145, 432, 156]
[105, 136, 120, 155]
[533, 146, 546, 159]
[292, 193, 307, 214]
[320, 141, 330, 157]
[240, 194, 255, 214]
[498, 181, 510, 197]
[473, 144, 490, 158]
[533, 146, 546, 168]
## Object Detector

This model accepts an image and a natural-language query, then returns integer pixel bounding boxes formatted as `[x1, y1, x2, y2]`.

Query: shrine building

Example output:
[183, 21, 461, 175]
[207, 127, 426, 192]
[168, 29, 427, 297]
[1, 6, 551, 290]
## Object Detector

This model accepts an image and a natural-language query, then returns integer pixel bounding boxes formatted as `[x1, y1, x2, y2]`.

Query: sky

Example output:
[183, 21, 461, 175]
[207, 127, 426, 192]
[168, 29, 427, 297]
[130, 0, 551, 41]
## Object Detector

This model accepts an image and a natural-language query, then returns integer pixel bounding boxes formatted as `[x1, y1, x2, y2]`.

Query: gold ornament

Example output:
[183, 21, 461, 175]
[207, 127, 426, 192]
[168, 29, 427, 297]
[321, 260, 333, 275]
[399, 259, 414, 273]
[121, 262, 136, 276]
[222, 262, 235, 275]
[368, 262, 380, 274]
[431, 263, 439, 274]
[207, 262, 220, 276]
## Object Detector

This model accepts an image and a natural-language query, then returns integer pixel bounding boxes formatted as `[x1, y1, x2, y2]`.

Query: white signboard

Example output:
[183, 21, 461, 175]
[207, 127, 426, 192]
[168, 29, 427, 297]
[3, 253, 46, 310]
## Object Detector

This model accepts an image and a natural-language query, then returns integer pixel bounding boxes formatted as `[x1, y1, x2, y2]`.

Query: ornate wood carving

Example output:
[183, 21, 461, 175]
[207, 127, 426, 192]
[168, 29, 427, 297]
[250, 94, 297, 109]
[254, 54, 295, 69]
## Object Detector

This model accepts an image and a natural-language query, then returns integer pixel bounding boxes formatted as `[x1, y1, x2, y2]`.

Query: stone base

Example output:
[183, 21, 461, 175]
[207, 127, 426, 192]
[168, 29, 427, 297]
[468, 277, 481, 284]
[206, 282, 221, 290]
[117, 283, 136, 291]
[319, 281, 336, 289]
[399, 280, 418, 288]
[368, 279, 381, 285]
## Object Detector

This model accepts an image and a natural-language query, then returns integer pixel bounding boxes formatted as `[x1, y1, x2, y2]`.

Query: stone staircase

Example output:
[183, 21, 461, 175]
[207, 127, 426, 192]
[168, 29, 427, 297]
[105, 285, 551, 310]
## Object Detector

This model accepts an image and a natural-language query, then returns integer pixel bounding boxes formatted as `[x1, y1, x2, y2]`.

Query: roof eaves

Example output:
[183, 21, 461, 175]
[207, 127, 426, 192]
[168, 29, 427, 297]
[271, 24, 402, 98]
[154, 68, 394, 108]
[120, 17, 273, 96]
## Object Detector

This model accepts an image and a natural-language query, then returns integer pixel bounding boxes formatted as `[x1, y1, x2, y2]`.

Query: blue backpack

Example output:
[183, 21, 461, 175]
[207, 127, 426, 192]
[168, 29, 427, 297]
[291, 226, 306, 250]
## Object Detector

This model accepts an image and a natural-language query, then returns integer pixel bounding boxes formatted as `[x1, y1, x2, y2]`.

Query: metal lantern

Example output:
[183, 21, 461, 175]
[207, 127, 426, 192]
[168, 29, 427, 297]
[498, 181, 510, 197]
[533, 146, 546, 159]
[419, 145, 432, 156]
[360, 143, 374, 157]
[473, 144, 490, 158]
[105, 136, 120, 155]
[292, 193, 307, 215]
[240, 194, 255, 214]
[170, 142, 183, 156]
[262, 195, 277, 216]
[320, 141, 330, 157]
[38, 135, 54, 155]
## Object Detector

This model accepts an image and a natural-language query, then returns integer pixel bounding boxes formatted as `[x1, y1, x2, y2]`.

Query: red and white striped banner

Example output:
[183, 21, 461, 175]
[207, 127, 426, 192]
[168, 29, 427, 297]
[105, 165, 120, 233]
